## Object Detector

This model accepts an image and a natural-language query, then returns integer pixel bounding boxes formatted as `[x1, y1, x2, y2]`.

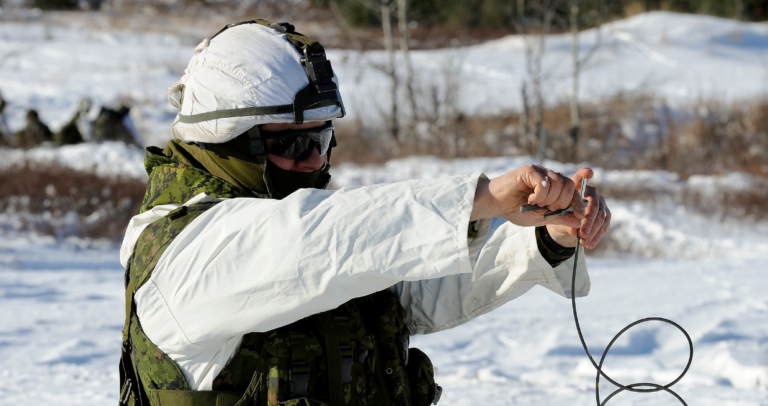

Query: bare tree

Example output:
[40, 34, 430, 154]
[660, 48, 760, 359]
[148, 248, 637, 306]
[518, 82, 531, 151]
[569, 0, 603, 161]
[380, 0, 399, 141]
[420, 51, 464, 158]
[356, 0, 400, 143]
[398, 0, 418, 132]
[513, 0, 565, 162]
[735, 0, 745, 21]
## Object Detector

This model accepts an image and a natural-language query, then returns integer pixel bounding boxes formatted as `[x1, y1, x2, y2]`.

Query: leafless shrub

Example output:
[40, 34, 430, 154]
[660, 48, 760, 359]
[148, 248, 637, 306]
[0, 162, 146, 241]
[338, 92, 768, 182]
[587, 174, 768, 257]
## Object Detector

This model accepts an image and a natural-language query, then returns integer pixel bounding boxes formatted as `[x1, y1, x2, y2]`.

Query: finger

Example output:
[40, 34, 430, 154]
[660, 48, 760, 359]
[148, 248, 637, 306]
[571, 167, 594, 191]
[544, 171, 564, 207]
[588, 214, 611, 249]
[586, 202, 606, 247]
[551, 176, 576, 212]
[568, 188, 586, 219]
[588, 197, 611, 248]
[580, 186, 600, 239]
[525, 165, 551, 206]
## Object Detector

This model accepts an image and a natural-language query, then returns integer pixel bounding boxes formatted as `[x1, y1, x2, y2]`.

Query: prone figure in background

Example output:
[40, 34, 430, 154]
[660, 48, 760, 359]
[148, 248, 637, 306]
[54, 98, 91, 146]
[13, 109, 53, 149]
[0, 90, 9, 146]
[91, 104, 142, 146]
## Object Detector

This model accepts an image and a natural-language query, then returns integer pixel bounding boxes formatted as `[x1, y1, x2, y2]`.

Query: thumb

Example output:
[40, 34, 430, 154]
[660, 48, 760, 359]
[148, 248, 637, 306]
[571, 168, 594, 194]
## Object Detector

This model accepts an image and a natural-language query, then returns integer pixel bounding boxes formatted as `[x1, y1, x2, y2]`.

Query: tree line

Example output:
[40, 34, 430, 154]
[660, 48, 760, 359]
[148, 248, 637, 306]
[312, 0, 767, 27]
[19, 0, 768, 23]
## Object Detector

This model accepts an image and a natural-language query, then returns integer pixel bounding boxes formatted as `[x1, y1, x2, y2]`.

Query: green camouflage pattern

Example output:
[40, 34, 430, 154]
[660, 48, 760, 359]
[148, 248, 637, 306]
[277, 399, 331, 406]
[123, 150, 439, 405]
[262, 326, 325, 405]
[366, 294, 412, 405]
[130, 313, 190, 392]
[129, 203, 217, 290]
[213, 333, 265, 392]
[126, 203, 218, 399]
[406, 349, 436, 406]
[140, 147, 259, 213]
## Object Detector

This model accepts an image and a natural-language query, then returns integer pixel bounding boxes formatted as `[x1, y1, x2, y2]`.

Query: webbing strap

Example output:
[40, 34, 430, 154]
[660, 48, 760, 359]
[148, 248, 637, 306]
[150, 389, 240, 406]
[318, 313, 343, 406]
[335, 316, 350, 346]
[290, 334, 307, 362]
[122, 280, 134, 342]
[178, 105, 294, 124]
[181, 18, 342, 126]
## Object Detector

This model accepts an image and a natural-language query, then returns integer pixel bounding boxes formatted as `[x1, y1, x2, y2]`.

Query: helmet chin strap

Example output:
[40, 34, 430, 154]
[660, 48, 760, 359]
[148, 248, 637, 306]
[317, 133, 337, 190]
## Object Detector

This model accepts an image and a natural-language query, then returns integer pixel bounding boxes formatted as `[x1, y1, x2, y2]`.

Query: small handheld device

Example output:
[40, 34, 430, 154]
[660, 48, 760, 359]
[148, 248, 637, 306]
[520, 200, 589, 218]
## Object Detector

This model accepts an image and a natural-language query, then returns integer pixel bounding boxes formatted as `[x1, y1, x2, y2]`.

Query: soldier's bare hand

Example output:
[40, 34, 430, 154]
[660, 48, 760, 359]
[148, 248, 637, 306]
[471, 164, 586, 229]
[546, 169, 611, 249]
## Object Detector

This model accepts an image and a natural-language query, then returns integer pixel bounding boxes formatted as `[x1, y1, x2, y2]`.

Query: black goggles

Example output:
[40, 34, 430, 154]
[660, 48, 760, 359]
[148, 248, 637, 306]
[260, 121, 335, 161]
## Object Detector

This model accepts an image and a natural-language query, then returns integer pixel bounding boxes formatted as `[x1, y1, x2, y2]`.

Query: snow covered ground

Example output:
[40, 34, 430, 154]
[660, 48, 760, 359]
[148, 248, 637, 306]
[2, 11, 768, 146]
[1, 218, 766, 405]
[1, 9, 767, 406]
[0, 150, 767, 405]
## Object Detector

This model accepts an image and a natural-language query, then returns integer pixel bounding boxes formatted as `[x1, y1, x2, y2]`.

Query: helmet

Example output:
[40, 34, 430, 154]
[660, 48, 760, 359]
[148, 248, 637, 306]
[167, 20, 346, 197]
[168, 20, 345, 146]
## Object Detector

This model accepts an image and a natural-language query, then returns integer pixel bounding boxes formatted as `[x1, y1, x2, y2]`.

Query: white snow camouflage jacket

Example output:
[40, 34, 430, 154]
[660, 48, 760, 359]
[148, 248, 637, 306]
[120, 173, 591, 391]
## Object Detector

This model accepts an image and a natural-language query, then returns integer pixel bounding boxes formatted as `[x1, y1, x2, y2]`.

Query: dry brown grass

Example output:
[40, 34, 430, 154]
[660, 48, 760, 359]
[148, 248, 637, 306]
[0, 162, 146, 241]
[586, 174, 768, 257]
[337, 93, 768, 181]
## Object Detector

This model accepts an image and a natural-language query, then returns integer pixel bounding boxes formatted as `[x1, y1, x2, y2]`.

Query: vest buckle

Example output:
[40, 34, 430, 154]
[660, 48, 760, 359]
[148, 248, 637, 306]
[289, 361, 310, 397]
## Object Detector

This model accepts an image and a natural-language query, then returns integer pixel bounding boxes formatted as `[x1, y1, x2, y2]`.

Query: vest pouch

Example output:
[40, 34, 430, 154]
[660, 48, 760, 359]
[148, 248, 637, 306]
[348, 334, 375, 404]
[263, 330, 324, 405]
[149, 389, 241, 406]
[275, 399, 331, 406]
[367, 295, 412, 405]
[406, 348, 442, 406]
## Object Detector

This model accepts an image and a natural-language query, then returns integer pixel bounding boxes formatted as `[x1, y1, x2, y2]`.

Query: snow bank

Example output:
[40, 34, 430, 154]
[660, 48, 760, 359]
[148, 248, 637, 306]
[0, 142, 147, 179]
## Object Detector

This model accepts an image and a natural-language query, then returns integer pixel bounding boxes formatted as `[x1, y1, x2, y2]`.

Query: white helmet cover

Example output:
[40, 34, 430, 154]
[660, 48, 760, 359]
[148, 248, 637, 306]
[168, 23, 344, 144]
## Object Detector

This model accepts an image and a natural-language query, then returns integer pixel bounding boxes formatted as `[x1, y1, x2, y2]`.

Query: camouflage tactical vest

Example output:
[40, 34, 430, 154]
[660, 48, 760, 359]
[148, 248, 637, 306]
[119, 148, 441, 406]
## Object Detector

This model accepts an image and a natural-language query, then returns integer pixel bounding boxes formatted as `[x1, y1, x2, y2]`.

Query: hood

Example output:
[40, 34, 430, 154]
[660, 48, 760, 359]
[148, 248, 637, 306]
[140, 146, 255, 213]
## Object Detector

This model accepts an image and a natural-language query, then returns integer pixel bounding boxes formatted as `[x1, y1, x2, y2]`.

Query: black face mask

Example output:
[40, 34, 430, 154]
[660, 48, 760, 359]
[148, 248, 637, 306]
[266, 161, 325, 199]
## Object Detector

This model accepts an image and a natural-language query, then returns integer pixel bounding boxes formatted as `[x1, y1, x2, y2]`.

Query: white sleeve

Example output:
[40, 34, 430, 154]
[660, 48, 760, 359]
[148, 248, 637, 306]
[135, 173, 480, 349]
[391, 217, 591, 335]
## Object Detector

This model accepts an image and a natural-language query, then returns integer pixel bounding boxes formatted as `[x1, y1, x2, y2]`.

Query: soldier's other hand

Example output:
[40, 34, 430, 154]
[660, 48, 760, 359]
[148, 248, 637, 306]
[545, 169, 611, 249]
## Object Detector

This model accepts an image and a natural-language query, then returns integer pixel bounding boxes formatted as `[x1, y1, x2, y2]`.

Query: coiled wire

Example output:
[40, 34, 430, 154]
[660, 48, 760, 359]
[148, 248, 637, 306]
[570, 180, 693, 405]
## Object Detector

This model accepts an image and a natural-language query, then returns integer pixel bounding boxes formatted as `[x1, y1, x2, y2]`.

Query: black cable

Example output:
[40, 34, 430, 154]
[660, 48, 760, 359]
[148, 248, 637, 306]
[570, 182, 693, 405]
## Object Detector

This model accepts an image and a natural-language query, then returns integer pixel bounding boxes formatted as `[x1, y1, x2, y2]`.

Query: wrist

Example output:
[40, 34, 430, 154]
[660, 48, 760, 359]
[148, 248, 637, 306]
[545, 224, 578, 248]
[536, 226, 576, 267]
[470, 175, 496, 221]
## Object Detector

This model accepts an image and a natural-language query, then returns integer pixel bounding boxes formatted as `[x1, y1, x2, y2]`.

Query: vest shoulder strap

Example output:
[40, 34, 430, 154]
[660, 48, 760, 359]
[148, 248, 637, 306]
[121, 202, 225, 406]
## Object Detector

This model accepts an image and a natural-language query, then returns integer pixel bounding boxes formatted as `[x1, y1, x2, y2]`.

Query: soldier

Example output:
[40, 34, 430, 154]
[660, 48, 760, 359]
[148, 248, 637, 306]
[118, 20, 611, 406]
[0, 90, 9, 146]
[54, 98, 89, 146]
[92, 104, 141, 146]
[13, 109, 53, 149]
